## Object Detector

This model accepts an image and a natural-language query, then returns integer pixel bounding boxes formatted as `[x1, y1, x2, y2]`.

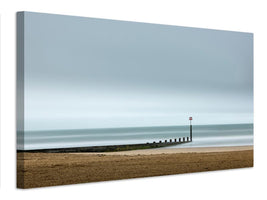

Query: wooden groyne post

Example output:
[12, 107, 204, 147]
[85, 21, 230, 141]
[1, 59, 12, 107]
[189, 116, 193, 141]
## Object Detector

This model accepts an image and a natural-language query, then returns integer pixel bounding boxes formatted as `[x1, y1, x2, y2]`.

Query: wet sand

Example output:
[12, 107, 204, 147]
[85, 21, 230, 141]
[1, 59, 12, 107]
[17, 146, 253, 189]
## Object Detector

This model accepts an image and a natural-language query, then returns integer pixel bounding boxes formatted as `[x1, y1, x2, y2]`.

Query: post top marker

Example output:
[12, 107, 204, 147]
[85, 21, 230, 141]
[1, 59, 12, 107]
[189, 117, 193, 120]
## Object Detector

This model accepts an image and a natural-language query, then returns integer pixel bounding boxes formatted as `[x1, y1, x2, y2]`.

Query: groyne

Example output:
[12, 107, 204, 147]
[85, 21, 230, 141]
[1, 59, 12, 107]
[18, 136, 192, 153]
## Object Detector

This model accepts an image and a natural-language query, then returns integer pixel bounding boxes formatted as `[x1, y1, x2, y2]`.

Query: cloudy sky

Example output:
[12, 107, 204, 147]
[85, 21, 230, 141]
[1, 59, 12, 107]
[23, 12, 253, 131]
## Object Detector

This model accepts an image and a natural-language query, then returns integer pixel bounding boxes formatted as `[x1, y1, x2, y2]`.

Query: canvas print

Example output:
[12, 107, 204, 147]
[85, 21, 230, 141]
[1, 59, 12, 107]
[17, 12, 253, 189]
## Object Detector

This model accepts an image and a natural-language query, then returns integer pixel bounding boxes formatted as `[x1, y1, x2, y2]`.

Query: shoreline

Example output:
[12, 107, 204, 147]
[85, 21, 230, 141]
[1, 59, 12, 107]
[17, 145, 253, 188]
[73, 145, 253, 155]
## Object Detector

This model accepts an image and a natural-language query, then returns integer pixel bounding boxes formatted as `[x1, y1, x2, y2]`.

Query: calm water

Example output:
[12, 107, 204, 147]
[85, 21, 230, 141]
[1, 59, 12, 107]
[18, 124, 253, 150]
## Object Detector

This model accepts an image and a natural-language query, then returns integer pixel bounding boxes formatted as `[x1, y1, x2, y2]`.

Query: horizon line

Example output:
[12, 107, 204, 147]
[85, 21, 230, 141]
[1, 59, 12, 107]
[22, 122, 253, 132]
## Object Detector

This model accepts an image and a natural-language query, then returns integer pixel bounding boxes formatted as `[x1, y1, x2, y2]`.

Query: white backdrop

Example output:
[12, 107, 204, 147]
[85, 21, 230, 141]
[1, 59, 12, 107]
[0, 0, 266, 199]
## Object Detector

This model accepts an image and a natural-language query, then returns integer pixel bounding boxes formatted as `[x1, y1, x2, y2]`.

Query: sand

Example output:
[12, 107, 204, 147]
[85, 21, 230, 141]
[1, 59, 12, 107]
[17, 146, 253, 189]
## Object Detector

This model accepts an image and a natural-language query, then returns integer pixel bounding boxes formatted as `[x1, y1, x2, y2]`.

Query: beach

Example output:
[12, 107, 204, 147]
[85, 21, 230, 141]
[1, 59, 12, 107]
[17, 146, 253, 189]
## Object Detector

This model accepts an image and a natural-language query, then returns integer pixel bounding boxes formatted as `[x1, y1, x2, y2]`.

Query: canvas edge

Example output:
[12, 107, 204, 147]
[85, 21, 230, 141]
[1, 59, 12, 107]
[16, 11, 25, 189]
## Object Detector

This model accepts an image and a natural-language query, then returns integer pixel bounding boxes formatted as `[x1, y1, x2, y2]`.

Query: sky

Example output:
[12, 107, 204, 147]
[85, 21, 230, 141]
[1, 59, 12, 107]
[23, 12, 253, 131]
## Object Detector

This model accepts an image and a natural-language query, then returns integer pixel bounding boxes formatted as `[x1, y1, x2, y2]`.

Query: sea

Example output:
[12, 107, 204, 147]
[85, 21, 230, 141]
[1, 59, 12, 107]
[18, 123, 253, 150]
